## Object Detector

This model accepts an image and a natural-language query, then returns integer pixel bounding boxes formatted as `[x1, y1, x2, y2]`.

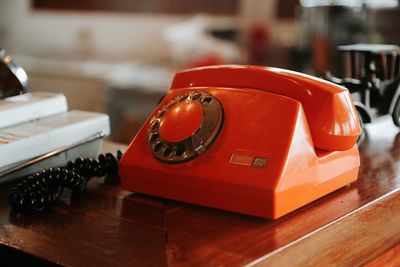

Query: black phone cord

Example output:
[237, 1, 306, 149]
[8, 151, 123, 212]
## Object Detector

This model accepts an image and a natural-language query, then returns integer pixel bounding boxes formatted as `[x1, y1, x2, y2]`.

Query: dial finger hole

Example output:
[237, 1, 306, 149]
[191, 92, 201, 100]
[154, 142, 163, 152]
[201, 97, 212, 104]
[150, 120, 159, 131]
[163, 146, 172, 157]
[175, 144, 186, 157]
[178, 93, 189, 102]
[150, 116, 157, 124]
[157, 109, 166, 117]
[149, 133, 159, 143]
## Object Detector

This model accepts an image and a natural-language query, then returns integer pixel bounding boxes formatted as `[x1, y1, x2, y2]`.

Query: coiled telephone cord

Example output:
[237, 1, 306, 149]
[8, 151, 123, 212]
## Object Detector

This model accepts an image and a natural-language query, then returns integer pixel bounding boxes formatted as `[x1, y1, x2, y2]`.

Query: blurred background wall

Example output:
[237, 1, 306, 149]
[0, 1, 185, 62]
[0, 0, 298, 63]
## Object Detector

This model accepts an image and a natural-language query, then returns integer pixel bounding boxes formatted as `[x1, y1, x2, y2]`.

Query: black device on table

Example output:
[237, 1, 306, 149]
[325, 44, 400, 143]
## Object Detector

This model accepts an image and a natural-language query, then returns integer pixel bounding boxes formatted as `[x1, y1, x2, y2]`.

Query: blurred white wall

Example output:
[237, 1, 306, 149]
[0, 0, 296, 63]
[0, 0, 186, 62]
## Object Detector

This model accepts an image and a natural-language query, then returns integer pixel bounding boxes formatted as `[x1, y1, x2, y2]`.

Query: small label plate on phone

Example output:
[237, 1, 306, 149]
[229, 153, 268, 168]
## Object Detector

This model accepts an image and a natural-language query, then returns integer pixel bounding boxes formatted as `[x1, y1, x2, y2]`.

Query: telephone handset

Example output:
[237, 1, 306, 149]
[169, 65, 360, 151]
[119, 65, 361, 219]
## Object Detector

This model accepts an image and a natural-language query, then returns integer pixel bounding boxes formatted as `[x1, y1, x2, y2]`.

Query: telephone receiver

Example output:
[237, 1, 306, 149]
[119, 65, 361, 219]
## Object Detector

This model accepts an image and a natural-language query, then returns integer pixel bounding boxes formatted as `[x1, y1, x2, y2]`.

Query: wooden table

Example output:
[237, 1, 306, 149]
[1, 117, 400, 266]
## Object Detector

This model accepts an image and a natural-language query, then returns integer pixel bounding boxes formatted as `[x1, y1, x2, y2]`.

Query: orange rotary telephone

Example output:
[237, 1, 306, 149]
[119, 65, 361, 219]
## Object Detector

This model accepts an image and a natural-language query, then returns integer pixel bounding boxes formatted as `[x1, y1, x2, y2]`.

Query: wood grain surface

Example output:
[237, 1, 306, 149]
[0, 117, 400, 266]
[365, 242, 400, 267]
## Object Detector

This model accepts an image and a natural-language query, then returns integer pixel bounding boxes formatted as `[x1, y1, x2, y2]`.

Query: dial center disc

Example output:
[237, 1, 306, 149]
[158, 101, 203, 143]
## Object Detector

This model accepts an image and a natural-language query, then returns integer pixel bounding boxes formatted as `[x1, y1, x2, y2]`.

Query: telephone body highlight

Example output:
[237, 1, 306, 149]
[120, 65, 361, 219]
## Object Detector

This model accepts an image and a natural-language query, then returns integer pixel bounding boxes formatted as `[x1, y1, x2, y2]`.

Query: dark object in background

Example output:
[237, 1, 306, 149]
[297, 4, 369, 75]
[325, 43, 400, 144]
[32, 0, 238, 15]
[0, 49, 29, 99]
[246, 24, 271, 65]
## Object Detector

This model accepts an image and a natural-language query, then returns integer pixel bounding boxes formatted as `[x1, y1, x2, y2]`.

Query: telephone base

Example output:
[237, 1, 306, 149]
[121, 166, 358, 219]
[273, 167, 359, 219]
[120, 89, 360, 219]
[119, 65, 361, 219]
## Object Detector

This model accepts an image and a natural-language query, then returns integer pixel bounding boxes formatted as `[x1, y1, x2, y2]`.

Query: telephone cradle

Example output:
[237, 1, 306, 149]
[119, 65, 361, 219]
